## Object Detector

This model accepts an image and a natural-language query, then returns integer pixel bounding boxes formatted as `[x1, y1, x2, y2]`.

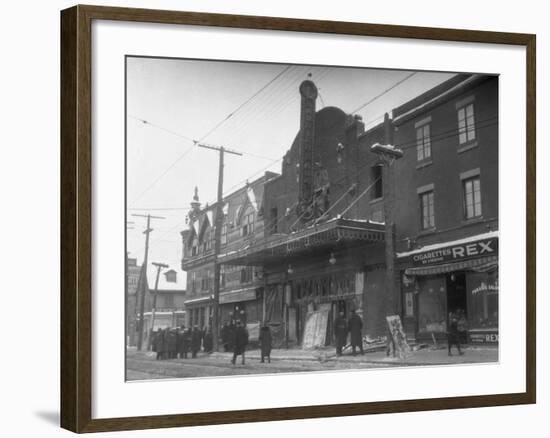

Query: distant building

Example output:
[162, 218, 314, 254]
[127, 258, 187, 348]
[126, 256, 142, 346]
[142, 267, 187, 341]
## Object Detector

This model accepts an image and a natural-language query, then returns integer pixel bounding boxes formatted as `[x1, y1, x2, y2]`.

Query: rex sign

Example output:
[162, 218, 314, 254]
[411, 237, 498, 267]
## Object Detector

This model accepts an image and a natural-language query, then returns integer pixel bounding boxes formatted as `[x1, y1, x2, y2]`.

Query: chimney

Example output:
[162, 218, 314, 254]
[296, 75, 318, 222]
[383, 112, 394, 145]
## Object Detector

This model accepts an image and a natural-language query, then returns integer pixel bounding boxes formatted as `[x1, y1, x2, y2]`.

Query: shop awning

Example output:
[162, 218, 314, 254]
[219, 287, 258, 304]
[183, 295, 213, 306]
[404, 255, 498, 276]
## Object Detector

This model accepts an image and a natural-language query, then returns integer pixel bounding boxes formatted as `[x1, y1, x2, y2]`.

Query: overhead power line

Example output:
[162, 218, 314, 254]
[127, 66, 293, 207]
[128, 115, 196, 143]
[350, 72, 417, 114]
[130, 116, 498, 262]
[199, 65, 293, 142]
[129, 141, 197, 206]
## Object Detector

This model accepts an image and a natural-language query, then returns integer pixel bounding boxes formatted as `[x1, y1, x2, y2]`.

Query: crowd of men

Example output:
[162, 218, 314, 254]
[150, 311, 365, 363]
[151, 325, 213, 360]
[333, 309, 364, 356]
[150, 321, 273, 365]
[147, 310, 470, 364]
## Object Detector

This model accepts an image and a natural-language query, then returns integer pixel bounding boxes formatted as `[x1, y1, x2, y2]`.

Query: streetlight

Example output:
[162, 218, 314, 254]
[370, 113, 404, 319]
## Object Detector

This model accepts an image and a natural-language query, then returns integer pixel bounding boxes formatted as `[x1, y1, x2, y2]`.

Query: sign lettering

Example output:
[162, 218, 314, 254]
[411, 237, 497, 267]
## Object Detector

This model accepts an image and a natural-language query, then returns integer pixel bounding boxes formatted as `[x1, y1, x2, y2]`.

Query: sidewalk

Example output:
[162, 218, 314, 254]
[210, 345, 498, 367]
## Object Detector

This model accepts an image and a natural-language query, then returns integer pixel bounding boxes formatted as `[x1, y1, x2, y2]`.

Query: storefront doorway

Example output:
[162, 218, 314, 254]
[232, 302, 247, 325]
[446, 272, 467, 317]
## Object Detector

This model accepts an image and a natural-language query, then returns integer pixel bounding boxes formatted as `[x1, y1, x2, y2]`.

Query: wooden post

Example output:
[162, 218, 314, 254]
[196, 142, 242, 351]
[147, 262, 169, 350]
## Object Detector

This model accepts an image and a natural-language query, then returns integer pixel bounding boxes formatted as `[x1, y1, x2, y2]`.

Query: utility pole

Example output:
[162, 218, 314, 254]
[196, 142, 242, 351]
[371, 113, 404, 319]
[132, 213, 165, 351]
[147, 262, 169, 350]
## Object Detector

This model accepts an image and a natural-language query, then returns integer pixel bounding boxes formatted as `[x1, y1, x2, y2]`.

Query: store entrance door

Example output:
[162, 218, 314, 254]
[446, 272, 467, 317]
[232, 302, 247, 325]
[328, 299, 350, 346]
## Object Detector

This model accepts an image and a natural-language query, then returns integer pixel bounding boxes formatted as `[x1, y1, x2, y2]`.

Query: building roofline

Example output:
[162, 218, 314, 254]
[192, 171, 280, 216]
[393, 74, 494, 126]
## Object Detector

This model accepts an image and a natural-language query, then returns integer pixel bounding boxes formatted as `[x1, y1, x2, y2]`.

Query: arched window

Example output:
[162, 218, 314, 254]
[202, 227, 213, 253]
[191, 235, 199, 256]
[241, 206, 255, 237]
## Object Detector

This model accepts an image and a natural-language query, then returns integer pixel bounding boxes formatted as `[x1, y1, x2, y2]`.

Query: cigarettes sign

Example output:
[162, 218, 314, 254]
[410, 237, 498, 267]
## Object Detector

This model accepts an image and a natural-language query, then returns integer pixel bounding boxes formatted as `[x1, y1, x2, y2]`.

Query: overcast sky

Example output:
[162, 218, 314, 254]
[126, 57, 455, 280]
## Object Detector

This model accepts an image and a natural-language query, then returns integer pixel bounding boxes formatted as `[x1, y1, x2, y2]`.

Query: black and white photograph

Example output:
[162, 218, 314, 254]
[125, 58, 499, 380]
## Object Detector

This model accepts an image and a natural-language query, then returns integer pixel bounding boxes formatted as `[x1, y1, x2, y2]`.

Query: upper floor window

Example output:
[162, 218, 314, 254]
[201, 269, 212, 291]
[202, 229, 209, 253]
[270, 207, 278, 234]
[416, 123, 431, 161]
[371, 164, 383, 199]
[190, 235, 199, 257]
[463, 176, 482, 219]
[164, 270, 177, 283]
[457, 102, 476, 144]
[220, 265, 226, 288]
[163, 294, 174, 309]
[240, 266, 253, 284]
[221, 223, 227, 245]
[419, 188, 435, 230]
[241, 209, 255, 237]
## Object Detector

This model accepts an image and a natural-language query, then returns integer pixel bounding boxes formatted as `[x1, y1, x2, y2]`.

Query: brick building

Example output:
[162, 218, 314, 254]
[217, 79, 390, 346]
[180, 174, 277, 339]
[180, 72, 499, 348]
[392, 74, 499, 344]
[126, 256, 142, 346]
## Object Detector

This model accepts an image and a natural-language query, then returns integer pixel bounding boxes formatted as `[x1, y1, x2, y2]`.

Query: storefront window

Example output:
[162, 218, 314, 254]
[418, 277, 447, 333]
[467, 270, 499, 330]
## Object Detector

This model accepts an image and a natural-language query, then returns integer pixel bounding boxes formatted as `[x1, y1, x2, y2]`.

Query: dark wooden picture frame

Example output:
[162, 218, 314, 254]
[60, 4, 536, 433]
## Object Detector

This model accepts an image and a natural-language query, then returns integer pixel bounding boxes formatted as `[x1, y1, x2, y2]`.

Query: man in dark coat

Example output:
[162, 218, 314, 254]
[152, 329, 161, 360]
[348, 310, 364, 355]
[231, 320, 249, 365]
[181, 328, 191, 359]
[227, 320, 236, 352]
[333, 311, 348, 357]
[203, 328, 213, 353]
[456, 309, 468, 344]
[157, 328, 166, 360]
[166, 328, 178, 359]
[191, 326, 202, 358]
[259, 324, 272, 363]
[448, 311, 464, 356]
[176, 326, 186, 359]
[200, 326, 207, 350]
[221, 322, 230, 352]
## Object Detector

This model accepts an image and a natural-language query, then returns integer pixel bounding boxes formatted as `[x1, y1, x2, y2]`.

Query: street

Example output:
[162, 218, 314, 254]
[126, 346, 498, 380]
